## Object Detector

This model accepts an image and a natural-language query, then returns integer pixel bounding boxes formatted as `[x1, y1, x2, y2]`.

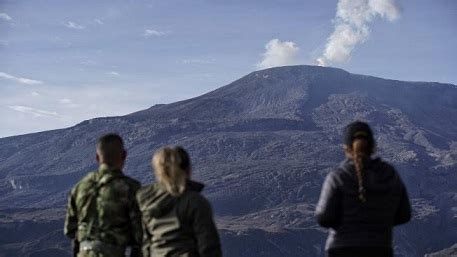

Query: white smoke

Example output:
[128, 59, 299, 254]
[317, 0, 400, 66]
[257, 39, 300, 69]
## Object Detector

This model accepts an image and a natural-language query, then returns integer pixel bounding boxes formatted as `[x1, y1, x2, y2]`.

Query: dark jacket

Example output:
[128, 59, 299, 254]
[136, 180, 222, 257]
[315, 158, 411, 250]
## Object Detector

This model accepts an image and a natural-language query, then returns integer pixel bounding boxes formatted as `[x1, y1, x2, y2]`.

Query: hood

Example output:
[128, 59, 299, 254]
[138, 180, 205, 218]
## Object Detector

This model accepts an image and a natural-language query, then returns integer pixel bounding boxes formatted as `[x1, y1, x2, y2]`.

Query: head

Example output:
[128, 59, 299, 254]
[343, 121, 376, 202]
[152, 146, 191, 196]
[96, 133, 127, 170]
[174, 146, 192, 176]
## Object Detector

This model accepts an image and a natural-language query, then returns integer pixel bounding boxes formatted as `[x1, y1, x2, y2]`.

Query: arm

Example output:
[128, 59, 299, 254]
[135, 186, 151, 257]
[191, 196, 222, 257]
[64, 188, 79, 257]
[394, 179, 412, 226]
[129, 187, 143, 257]
[64, 188, 78, 239]
[315, 171, 342, 228]
[140, 218, 152, 257]
[72, 239, 80, 257]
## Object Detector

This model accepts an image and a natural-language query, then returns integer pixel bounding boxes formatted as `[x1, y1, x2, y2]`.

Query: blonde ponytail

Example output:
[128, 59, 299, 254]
[152, 147, 187, 196]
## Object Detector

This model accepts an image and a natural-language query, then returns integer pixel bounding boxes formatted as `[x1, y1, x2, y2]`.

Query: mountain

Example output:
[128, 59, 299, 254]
[425, 244, 457, 257]
[0, 65, 456, 257]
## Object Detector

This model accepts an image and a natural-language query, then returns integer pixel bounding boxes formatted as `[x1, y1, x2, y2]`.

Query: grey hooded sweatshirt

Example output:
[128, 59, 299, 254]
[315, 158, 411, 251]
[136, 180, 222, 257]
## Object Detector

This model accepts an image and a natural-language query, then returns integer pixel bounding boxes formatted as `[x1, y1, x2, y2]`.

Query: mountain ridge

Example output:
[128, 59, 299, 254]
[2, 65, 455, 140]
[0, 65, 456, 257]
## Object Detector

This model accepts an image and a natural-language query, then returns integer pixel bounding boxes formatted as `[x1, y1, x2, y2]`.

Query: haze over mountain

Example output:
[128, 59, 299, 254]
[0, 65, 456, 257]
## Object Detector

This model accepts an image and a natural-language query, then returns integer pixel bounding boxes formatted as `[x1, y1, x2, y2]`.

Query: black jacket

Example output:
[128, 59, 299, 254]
[315, 158, 411, 250]
[136, 180, 222, 257]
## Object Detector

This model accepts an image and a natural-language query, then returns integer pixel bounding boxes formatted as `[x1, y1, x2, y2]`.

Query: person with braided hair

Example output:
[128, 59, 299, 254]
[315, 121, 412, 257]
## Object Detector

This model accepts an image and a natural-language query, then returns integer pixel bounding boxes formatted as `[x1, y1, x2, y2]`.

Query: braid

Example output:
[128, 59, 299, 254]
[352, 139, 368, 203]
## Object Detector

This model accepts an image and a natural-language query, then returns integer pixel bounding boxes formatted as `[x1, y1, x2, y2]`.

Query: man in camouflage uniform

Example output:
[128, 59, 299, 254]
[64, 134, 142, 257]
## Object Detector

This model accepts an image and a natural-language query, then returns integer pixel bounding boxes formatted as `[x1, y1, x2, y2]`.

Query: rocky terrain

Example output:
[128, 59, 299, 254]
[0, 65, 456, 256]
[425, 244, 457, 257]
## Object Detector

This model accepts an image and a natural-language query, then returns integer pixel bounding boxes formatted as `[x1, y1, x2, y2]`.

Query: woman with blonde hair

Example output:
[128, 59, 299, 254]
[136, 146, 222, 257]
[315, 121, 411, 257]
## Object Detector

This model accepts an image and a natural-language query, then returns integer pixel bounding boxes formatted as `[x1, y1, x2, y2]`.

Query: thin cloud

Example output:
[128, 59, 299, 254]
[144, 29, 167, 38]
[59, 98, 79, 108]
[257, 39, 300, 69]
[181, 59, 215, 64]
[8, 105, 61, 118]
[107, 71, 120, 76]
[0, 72, 43, 85]
[59, 98, 72, 104]
[65, 21, 85, 30]
[0, 13, 12, 22]
[94, 19, 104, 25]
[80, 60, 97, 66]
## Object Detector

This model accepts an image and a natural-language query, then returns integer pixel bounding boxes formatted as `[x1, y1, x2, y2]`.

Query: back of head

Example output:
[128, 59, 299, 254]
[174, 146, 191, 175]
[152, 146, 188, 196]
[97, 133, 125, 167]
[343, 121, 376, 203]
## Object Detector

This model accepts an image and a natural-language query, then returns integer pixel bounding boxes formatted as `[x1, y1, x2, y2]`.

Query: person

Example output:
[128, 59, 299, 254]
[315, 121, 412, 257]
[64, 134, 142, 257]
[136, 146, 222, 257]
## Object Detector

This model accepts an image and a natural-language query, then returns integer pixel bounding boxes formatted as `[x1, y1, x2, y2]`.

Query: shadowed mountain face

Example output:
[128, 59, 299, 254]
[0, 65, 456, 257]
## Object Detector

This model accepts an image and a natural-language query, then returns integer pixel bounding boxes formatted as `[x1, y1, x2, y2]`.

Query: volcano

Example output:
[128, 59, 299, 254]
[0, 65, 456, 257]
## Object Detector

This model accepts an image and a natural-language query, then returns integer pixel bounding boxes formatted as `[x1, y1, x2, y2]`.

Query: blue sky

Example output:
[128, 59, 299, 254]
[0, 0, 456, 138]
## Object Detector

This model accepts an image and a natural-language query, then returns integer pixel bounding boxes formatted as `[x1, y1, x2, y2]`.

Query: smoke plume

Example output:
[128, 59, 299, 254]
[257, 39, 300, 69]
[317, 0, 400, 66]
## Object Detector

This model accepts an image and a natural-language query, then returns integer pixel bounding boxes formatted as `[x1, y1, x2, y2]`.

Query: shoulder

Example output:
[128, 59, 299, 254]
[136, 184, 157, 203]
[79, 171, 98, 184]
[120, 175, 141, 191]
[372, 158, 398, 177]
[327, 162, 350, 183]
[182, 191, 212, 210]
[374, 157, 394, 169]
[73, 171, 97, 193]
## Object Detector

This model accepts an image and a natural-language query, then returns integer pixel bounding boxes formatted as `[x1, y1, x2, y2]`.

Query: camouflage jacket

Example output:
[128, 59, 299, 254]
[64, 164, 142, 249]
[136, 180, 222, 257]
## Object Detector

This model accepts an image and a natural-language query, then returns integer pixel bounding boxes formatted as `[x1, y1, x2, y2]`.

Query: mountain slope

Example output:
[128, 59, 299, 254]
[0, 65, 456, 257]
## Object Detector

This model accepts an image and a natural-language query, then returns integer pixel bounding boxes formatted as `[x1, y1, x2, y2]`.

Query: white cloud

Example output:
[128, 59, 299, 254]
[31, 91, 41, 97]
[0, 13, 12, 22]
[181, 59, 215, 64]
[94, 18, 104, 25]
[59, 98, 79, 108]
[0, 72, 43, 85]
[0, 78, 193, 137]
[59, 98, 72, 104]
[257, 39, 300, 69]
[317, 0, 400, 66]
[144, 29, 167, 38]
[80, 60, 97, 66]
[107, 71, 120, 76]
[64, 21, 85, 30]
[8, 105, 61, 118]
